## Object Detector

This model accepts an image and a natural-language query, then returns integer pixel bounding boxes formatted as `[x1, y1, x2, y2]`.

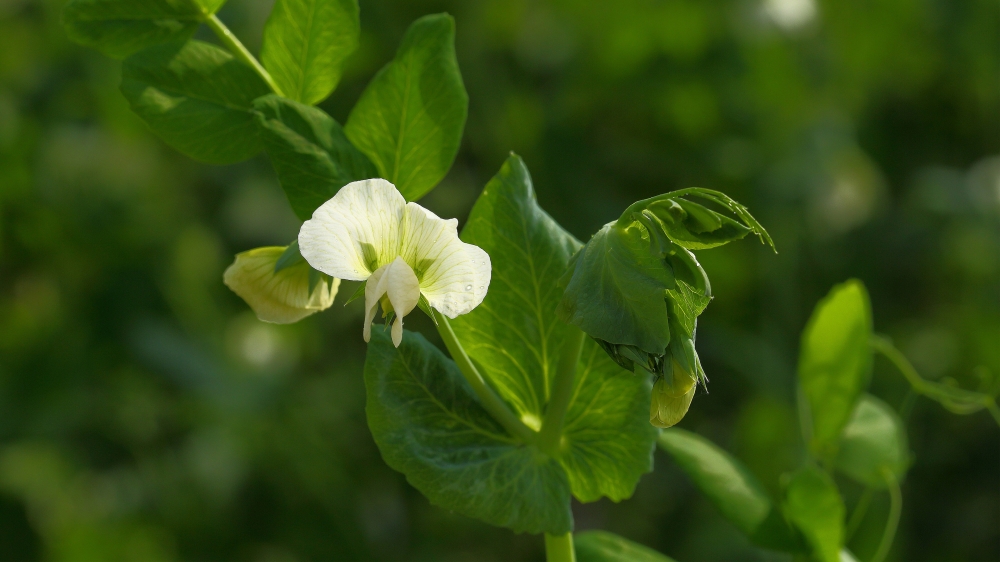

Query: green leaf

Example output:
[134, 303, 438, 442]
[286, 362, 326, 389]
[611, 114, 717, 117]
[799, 280, 873, 461]
[121, 40, 271, 164]
[452, 155, 656, 503]
[364, 329, 572, 534]
[62, 0, 223, 59]
[344, 13, 468, 201]
[260, 0, 360, 105]
[782, 465, 844, 562]
[658, 428, 772, 537]
[646, 198, 751, 250]
[834, 394, 910, 488]
[253, 94, 378, 219]
[575, 531, 677, 562]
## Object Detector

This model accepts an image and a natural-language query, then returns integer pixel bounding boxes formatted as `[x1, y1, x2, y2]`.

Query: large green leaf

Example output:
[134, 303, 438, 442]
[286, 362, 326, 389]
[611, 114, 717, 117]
[834, 394, 910, 488]
[782, 465, 844, 562]
[452, 154, 656, 503]
[121, 40, 271, 164]
[260, 0, 360, 105]
[575, 531, 677, 562]
[344, 13, 468, 201]
[253, 95, 378, 219]
[799, 280, 873, 460]
[364, 329, 572, 534]
[62, 0, 224, 59]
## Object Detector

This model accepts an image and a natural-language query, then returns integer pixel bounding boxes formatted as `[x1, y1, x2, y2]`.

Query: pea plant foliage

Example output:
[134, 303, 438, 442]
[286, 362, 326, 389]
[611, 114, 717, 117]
[63, 1, 790, 560]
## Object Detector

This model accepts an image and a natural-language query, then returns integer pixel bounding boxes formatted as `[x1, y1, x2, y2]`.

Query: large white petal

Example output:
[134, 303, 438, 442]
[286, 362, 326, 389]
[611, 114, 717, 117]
[223, 246, 339, 324]
[399, 203, 491, 318]
[298, 179, 405, 281]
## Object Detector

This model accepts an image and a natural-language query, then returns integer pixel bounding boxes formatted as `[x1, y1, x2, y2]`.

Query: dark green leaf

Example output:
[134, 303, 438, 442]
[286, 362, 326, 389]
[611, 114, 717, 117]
[260, 0, 360, 105]
[453, 154, 656, 503]
[646, 198, 751, 250]
[121, 40, 271, 164]
[575, 531, 677, 562]
[798, 279, 873, 461]
[344, 13, 468, 201]
[254, 94, 378, 219]
[834, 394, 910, 488]
[63, 0, 223, 59]
[364, 329, 572, 534]
[782, 465, 844, 562]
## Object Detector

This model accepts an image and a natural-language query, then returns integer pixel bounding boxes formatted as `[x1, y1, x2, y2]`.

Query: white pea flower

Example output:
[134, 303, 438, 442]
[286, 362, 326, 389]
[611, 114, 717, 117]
[298, 179, 491, 347]
[224, 245, 339, 324]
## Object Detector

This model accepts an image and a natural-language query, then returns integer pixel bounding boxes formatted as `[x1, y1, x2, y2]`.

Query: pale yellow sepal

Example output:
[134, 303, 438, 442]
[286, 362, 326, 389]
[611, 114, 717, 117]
[223, 246, 339, 324]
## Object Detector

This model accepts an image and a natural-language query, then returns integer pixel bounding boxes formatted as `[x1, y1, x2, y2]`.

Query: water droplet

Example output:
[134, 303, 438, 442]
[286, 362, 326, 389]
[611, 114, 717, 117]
[465, 284, 473, 291]
[478, 286, 484, 291]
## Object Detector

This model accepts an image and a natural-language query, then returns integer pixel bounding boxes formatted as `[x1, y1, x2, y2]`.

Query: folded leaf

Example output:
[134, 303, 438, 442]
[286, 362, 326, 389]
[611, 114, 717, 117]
[364, 329, 572, 534]
[575, 531, 677, 562]
[345, 13, 468, 201]
[260, 0, 360, 105]
[254, 95, 378, 219]
[782, 465, 844, 562]
[834, 394, 910, 488]
[799, 280, 873, 461]
[63, 0, 224, 59]
[452, 155, 656, 503]
[121, 40, 271, 164]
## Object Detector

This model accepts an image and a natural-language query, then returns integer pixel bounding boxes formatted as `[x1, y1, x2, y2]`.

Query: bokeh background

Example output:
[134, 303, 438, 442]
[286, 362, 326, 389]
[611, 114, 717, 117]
[1, 0, 998, 560]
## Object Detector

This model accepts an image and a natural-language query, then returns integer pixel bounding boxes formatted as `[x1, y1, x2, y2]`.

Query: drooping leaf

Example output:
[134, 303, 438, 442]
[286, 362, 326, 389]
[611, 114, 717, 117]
[62, 0, 224, 59]
[798, 280, 873, 461]
[260, 0, 360, 105]
[575, 531, 678, 562]
[364, 329, 572, 534]
[121, 40, 271, 164]
[452, 154, 656, 503]
[834, 394, 910, 488]
[639, 187, 775, 252]
[782, 465, 844, 562]
[344, 13, 468, 201]
[253, 95, 378, 219]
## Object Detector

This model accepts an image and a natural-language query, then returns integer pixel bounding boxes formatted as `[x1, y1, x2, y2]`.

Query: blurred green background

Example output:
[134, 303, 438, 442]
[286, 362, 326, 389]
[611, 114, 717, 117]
[1, 0, 997, 560]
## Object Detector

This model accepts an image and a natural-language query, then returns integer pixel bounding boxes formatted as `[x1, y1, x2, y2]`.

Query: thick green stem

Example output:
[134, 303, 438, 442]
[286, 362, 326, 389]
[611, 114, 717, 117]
[870, 468, 902, 562]
[204, 14, 284, 96]
[433, 310, 537, 444]
[538, 328, 585, 455]
[545, 533, 576, 562]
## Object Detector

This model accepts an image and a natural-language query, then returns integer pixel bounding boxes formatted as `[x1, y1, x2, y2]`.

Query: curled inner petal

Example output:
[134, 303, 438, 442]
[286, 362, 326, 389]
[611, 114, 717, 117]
[362, 257, 420, 347]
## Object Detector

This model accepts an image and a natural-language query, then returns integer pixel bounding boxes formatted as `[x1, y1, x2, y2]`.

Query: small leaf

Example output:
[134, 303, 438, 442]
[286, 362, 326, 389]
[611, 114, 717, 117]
[799, 280, 873, 461]
[364, 329, 572, 534]
[782, 465, 844, 562]
[646, 198, 751, 250]
[121, 40, 271, 164]
[345, 13, 468, 201]
[575, 531, 678, 562]
[62, 0, 222, 59]
[260, 0, 360, 105]
[834, 394, 910, 488]
[254, 94, 378, 219]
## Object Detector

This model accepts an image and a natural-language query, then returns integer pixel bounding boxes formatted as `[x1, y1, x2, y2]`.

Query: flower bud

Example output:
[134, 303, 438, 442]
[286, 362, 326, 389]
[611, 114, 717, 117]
[224, 244, 338, 324]
[650, 357, 698, 428]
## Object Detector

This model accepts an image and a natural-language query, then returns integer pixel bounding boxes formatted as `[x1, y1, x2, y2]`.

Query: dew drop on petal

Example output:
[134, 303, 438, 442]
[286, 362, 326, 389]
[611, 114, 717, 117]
[465, 284, 473, 291]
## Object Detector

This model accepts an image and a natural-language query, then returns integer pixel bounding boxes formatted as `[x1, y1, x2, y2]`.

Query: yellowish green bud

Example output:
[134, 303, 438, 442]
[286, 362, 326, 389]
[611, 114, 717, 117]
[223, 246, 339, 324]
[649, 358, 697, 428]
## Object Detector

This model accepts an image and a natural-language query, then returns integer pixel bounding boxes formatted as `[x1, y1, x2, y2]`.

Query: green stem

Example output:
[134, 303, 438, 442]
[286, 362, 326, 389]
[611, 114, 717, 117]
[538, 328, 585, 456]
[870, 468, 902, 562]
[845, 486, 873, 542]
[433, 310, 537, 444]
[545, 533, 576, 562]
[204, 14, 284, 96]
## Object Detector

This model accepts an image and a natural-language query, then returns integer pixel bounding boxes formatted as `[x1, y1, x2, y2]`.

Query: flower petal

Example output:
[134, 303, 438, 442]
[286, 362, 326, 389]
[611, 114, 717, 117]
[224, 246, 339, 324]
[383, 257, 420, 346]
[363, 263, 389, 342]
[298, 178, 405, 281]
[398, 203, 491, 318]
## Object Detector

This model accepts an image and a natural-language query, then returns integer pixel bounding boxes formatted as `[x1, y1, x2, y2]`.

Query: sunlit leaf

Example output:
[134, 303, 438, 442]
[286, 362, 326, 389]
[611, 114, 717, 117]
[121, 40, 271, 164]
[782, 465, 844, 562]
[364, 329, 572, 534]
[254, 95, 378, 219]
[575, 531, 677, 562]
[799, 279, 873, 460]
[260, 0, 360, 105]
[834, 394, 910, 488]
[345, 13, 468, 201]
